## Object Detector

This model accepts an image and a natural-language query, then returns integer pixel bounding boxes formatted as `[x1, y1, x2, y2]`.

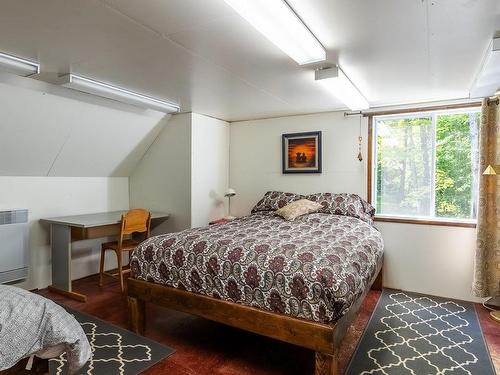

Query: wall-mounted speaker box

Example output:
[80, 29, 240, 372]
[0, 209, 29, 284]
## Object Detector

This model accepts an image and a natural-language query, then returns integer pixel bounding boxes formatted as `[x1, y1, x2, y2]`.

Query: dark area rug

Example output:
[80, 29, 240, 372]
[346, 289, 495, 375]
[49, 308, 174, 375]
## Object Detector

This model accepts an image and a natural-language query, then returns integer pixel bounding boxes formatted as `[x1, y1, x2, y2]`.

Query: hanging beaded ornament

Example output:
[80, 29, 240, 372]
[357, 116, 363, 161]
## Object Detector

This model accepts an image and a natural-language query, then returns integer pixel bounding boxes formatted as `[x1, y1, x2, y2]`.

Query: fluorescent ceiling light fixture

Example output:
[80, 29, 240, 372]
[0, 51, 39, 77]
[470, 37, 500, 99]
[223, 0, 326, 65]
[59, 74, 180, 113]
[315, 66, 369, 110]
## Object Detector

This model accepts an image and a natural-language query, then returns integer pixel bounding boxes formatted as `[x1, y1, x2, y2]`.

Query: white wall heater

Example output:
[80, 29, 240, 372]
[0, 209, 29, 284]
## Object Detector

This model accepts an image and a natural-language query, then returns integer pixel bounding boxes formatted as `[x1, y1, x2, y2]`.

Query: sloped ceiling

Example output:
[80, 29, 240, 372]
[0, 74, 169, 177]
[0, 0, 498, 121]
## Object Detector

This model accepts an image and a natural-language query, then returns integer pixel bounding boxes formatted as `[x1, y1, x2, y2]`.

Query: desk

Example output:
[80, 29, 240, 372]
[40, 211, 169, 302]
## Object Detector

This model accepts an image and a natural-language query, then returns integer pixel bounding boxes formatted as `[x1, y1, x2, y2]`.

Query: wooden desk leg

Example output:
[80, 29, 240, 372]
[48, 224, 87, 302]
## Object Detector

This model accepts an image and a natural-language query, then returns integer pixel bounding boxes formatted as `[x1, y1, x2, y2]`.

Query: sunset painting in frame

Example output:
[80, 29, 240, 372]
[282, 131, 322, 173]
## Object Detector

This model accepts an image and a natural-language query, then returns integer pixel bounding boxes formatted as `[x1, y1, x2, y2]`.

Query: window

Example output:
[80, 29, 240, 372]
[372, 108, 480, 223]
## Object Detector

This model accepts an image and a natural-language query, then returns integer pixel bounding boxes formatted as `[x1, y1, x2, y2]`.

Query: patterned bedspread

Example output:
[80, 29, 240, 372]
[131, 212, 384, 324]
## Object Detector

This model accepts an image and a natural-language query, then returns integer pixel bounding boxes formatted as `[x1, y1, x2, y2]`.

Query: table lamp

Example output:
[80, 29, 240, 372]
[483, 165, 499, 175]
[225, 188, 236, 220]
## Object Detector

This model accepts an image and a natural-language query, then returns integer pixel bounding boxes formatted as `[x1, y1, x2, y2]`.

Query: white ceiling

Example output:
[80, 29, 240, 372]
[0, 0, 499, 121]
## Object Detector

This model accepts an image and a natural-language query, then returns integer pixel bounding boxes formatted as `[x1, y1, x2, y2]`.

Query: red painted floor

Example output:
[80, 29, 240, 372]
[476, 303, 500, 373]
[39, 276, 499, 374]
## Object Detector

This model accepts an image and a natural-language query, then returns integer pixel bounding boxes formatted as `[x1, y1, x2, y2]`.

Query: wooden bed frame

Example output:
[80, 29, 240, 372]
[127, 257, 383, 375]
[1, 357, 49, 375]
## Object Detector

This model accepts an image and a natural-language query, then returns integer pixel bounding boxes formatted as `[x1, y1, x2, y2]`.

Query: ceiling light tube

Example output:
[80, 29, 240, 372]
[59, 74, 180, 113]
[470, 37, 500, 99]
[0, 51, 40, 77]
[223, 0, 326, 65]
[315, 66, 369, 110]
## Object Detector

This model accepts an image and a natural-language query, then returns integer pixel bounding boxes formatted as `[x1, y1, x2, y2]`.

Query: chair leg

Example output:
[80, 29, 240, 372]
[99, 247, 106, 287]
[117, 250, 124, 292]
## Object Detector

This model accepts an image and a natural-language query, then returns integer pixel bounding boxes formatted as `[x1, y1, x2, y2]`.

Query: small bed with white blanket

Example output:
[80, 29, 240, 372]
[0, 285, 91, 374]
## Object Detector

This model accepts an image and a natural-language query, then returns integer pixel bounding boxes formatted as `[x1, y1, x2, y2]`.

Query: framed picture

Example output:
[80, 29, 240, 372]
[282, 131, 322, 174]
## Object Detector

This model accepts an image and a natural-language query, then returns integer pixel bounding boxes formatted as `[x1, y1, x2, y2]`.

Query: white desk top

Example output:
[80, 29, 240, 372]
[40, 210, 169, 228]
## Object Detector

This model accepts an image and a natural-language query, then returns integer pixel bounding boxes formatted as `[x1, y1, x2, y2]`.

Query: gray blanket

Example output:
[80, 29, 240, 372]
[0, 285, 91, 373]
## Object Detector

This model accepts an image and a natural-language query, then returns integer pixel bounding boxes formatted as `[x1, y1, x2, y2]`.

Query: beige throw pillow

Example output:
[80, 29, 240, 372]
[275, 199, 322, 221]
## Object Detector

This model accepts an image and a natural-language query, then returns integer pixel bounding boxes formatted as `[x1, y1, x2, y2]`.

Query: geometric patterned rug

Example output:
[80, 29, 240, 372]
[346, 289, 496, 375]
[49, 308, 174, 375]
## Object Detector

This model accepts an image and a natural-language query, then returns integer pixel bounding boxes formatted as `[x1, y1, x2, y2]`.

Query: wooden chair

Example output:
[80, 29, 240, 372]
[99, 209, 151, 292]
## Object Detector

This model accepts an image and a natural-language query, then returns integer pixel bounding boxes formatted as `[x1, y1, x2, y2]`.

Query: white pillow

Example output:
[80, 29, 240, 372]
[275, 199, 323, 221]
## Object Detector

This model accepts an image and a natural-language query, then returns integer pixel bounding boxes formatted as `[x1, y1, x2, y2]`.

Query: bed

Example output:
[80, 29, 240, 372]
[127, 192, 384, 375]
[0, 285, 91, 374]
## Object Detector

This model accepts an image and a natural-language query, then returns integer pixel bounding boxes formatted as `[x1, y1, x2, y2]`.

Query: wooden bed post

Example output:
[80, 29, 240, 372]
[371, 262, 383, 291]
[127, 296, 145, 335]
[315, 352, 338, 375]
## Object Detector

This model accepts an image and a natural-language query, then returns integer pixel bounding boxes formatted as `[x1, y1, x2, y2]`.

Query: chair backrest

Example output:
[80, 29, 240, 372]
[118, 209, 151, 247]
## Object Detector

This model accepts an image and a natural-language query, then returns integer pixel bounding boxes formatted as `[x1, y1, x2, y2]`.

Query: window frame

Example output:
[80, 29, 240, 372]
[367, 102, 481, 228]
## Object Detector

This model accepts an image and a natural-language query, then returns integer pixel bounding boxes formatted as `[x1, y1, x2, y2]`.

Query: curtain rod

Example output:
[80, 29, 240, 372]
[343, 111, 363, 117]
[344, 101, 483, 117]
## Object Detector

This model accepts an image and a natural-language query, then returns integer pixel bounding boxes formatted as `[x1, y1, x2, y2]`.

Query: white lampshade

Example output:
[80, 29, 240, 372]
[483, 165, 497, 175]
[225, 188, 236, 197]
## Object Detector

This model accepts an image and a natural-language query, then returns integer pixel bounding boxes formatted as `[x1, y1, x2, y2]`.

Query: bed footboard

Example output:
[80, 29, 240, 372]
[127, 277, 340, 374]
[127, 256, 383, 375]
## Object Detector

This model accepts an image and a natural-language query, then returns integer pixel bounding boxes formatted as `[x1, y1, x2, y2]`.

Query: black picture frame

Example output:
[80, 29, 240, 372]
[282, 131, 322, 174]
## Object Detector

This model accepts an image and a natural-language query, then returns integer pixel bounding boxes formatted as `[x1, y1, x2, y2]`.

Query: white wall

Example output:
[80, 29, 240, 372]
[130, 112, 230, 233]
[0, 177, 129, 290]
[229, 111, 479, 302]
[377, 222, 477, 302]
[229, 112, 367, 215]
[0, 72, 169, 177]
[130, 113, 193, 234]
[191, 113, 230, 227]
[0, 73, 171, 290]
